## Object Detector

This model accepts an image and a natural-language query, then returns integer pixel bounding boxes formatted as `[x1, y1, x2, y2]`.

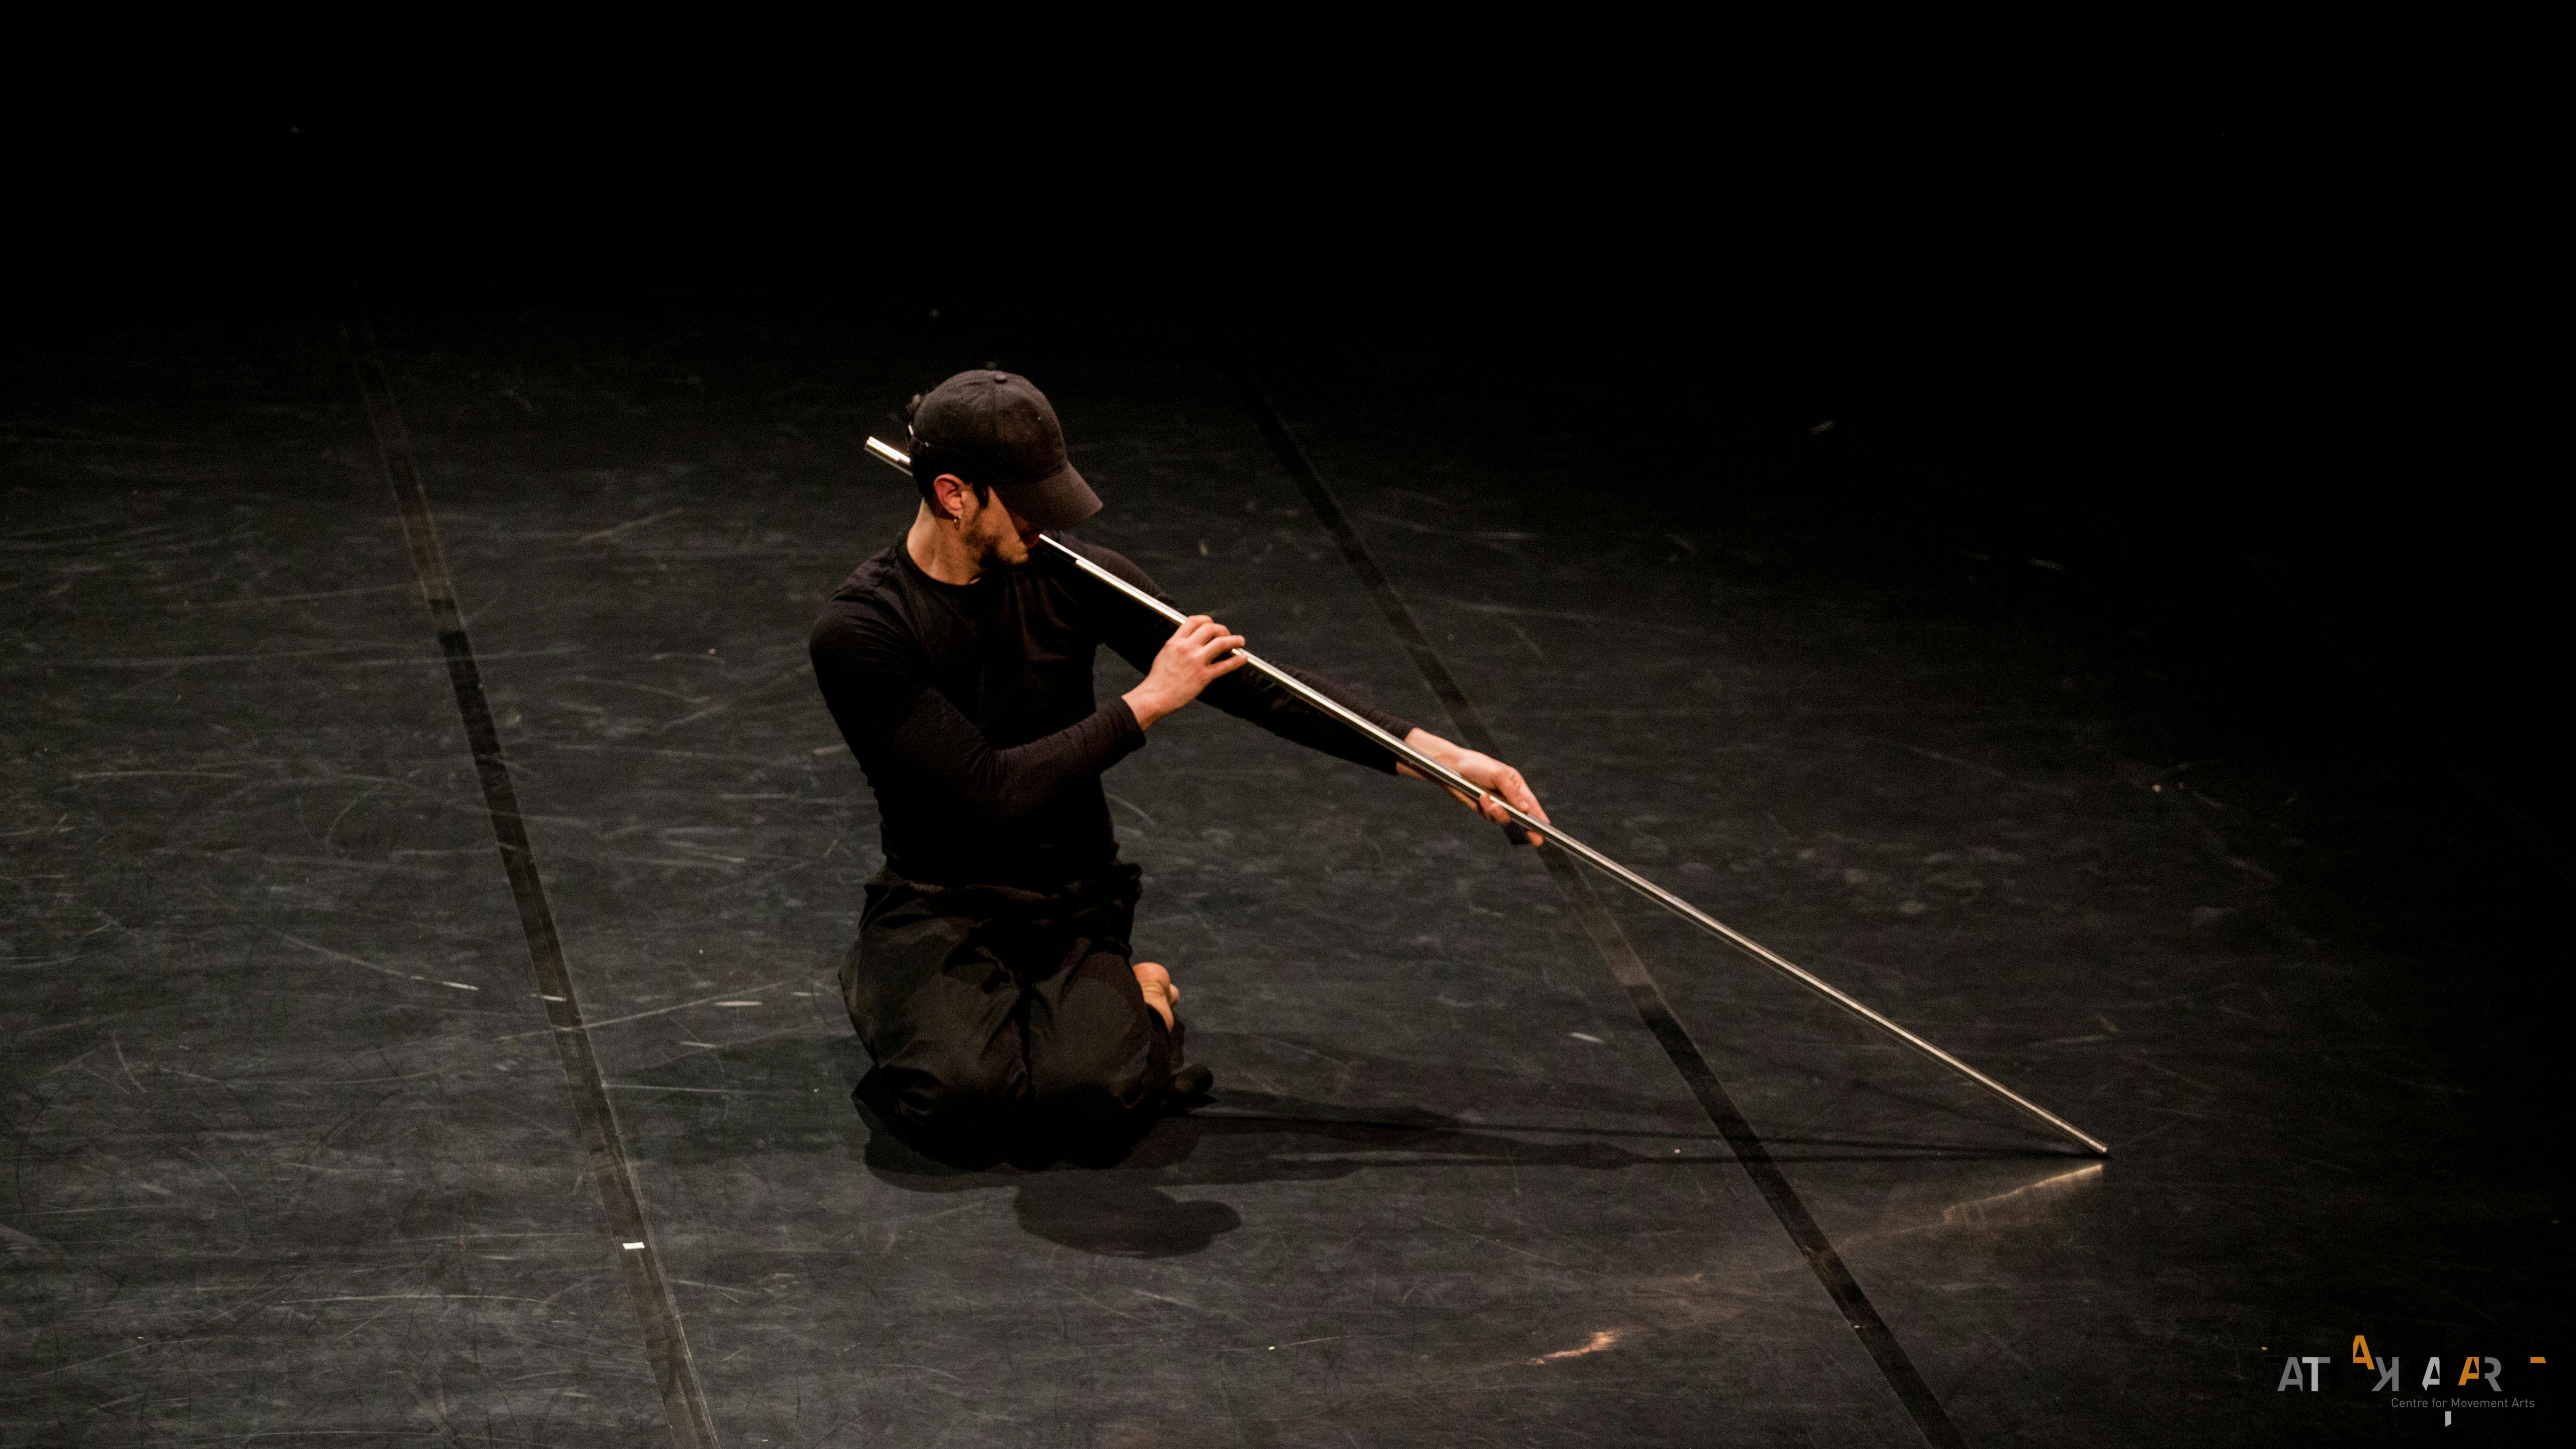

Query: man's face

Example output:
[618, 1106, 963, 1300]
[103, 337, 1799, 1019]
[955, 483, 1040, 568]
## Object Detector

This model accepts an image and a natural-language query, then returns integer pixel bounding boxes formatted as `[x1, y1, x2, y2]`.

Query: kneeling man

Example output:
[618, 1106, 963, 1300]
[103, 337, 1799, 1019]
[811, 369, 1546, 1160]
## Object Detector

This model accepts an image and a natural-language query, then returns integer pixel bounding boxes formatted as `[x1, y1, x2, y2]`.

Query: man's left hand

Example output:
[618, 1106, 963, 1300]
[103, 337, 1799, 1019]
[1398, 728, 1552, 847]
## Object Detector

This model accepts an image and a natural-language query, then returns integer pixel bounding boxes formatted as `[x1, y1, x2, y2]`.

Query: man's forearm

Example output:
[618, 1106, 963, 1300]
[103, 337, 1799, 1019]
[1190, 662, 1417, 773]
[1401, 727, 1462, 767]
[1122, 683, 1181, 730]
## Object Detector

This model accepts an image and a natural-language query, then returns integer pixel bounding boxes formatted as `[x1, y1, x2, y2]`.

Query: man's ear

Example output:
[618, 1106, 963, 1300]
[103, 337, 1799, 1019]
[931, 473, 971, 520]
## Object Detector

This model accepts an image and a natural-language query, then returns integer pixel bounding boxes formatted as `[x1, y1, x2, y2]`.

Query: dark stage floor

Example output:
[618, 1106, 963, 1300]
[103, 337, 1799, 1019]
[3, 286, 2562, 1447]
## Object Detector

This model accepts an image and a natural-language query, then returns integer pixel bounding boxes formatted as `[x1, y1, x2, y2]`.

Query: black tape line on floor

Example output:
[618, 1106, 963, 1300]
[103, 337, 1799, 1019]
[1213, 332, 1971, 1449]
[343, 314, 720, 1449]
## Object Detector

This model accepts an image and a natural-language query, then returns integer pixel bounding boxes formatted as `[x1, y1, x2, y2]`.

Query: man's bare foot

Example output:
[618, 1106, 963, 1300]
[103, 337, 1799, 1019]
[1132, 960, 1179, 1031]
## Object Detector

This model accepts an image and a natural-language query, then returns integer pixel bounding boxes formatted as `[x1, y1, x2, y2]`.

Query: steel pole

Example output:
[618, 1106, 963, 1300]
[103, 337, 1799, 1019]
[862, 434, 2107, 1155]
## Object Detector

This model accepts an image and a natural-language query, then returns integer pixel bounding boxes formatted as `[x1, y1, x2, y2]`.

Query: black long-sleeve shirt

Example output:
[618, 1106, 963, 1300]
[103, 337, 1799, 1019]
[811, 534, 1417, 887]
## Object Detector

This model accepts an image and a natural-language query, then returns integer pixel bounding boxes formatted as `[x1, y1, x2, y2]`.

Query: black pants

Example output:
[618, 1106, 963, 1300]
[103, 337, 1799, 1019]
[841, 861, 1174, 1159]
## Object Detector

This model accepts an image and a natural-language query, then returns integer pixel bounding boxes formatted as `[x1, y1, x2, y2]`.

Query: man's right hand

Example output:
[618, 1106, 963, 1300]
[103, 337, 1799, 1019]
[1124, 615, 1247, 729]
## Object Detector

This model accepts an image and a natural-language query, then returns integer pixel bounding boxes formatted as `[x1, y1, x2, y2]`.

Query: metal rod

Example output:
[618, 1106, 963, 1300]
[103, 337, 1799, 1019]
[864, 434, 2107, 1156]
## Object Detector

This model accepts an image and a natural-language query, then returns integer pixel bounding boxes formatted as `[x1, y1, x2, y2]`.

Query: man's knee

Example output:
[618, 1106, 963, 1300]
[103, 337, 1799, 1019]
[878, 1054, 1022, 1139]
[1030, 1037, 1166, 1127]
[1027, 954, 1168, 1111]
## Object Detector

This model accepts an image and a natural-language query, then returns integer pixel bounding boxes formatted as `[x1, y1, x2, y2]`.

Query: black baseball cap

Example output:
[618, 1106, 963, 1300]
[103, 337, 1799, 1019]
[909, 370, 1101, 530]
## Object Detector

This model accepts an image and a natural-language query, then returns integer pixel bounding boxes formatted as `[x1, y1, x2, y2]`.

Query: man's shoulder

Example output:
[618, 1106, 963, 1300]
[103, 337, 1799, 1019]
[811, 543, 919, 658]
[825, 539, 923, 612]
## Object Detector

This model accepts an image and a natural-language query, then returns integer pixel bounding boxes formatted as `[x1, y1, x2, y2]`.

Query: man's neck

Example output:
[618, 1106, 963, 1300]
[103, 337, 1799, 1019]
[906, 506, 985, 586]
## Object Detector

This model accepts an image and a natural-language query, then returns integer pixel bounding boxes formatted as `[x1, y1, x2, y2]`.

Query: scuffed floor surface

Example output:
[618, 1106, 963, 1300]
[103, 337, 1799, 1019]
[3, 293, 2560, 1446]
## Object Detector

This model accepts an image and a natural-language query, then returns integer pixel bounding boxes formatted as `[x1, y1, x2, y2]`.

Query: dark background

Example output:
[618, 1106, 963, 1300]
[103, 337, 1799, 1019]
[7, 90, 2561, 1444]
[24, 96, 2558, 888]
[16, 98, 2559, 1152]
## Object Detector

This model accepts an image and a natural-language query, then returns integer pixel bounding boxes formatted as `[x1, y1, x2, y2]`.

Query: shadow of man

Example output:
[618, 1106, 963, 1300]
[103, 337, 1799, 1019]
[844, 1072, 1735, 1258]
